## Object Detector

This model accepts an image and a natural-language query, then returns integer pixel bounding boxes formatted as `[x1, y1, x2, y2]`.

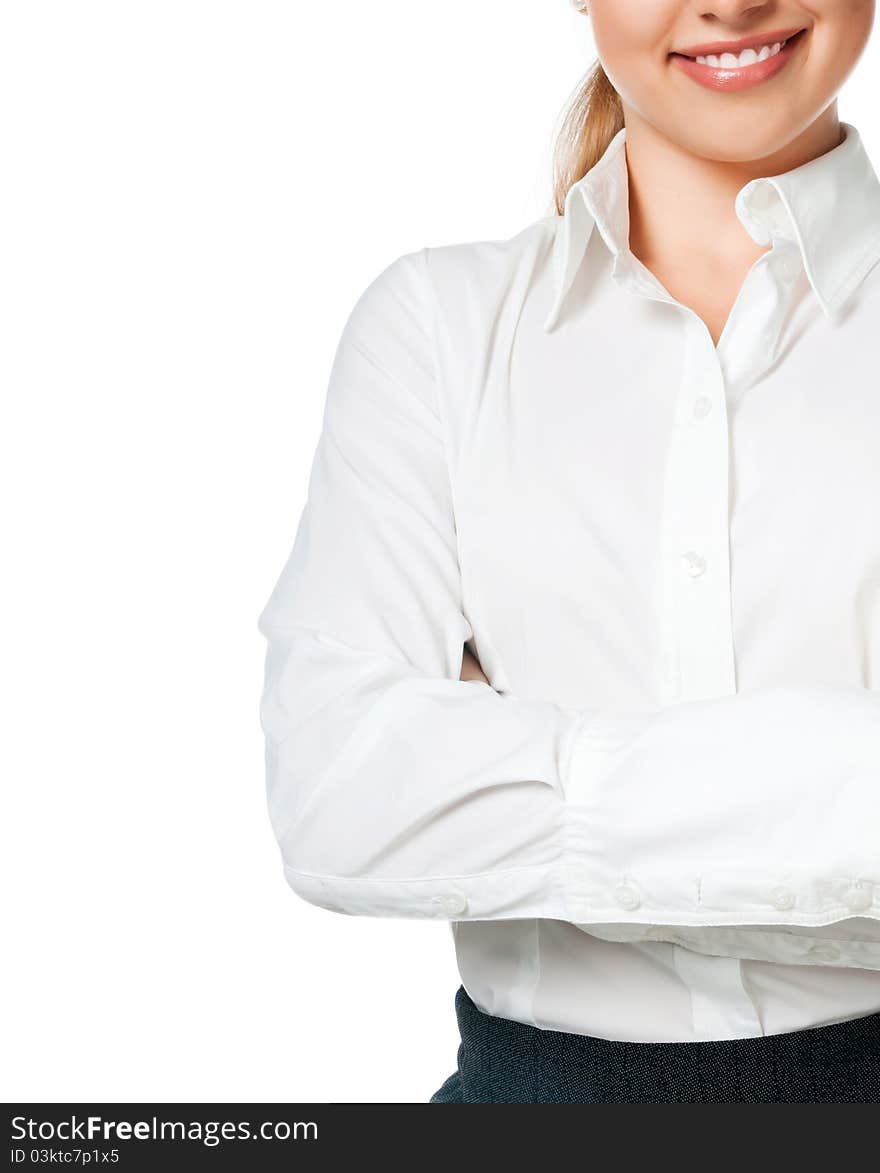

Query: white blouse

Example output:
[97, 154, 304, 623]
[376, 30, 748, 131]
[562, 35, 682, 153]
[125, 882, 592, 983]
[258, 120, 880, 1042]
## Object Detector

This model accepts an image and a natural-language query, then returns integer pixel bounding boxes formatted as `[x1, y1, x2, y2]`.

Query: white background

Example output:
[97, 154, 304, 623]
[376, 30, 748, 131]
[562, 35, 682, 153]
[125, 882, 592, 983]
[1, 2, 878, 1104]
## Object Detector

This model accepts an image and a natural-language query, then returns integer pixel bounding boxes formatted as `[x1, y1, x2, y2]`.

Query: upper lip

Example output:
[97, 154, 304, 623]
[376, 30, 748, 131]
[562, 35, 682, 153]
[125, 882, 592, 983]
[670, 25, 806, 57]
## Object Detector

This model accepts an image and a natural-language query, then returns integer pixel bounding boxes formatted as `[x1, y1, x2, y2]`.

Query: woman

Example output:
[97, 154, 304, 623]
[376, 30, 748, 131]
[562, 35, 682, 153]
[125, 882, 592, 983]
[257, 0, 880, 1102]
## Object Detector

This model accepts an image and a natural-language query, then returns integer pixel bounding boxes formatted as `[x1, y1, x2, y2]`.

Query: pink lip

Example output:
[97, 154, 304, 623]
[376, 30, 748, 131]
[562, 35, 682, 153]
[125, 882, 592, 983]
[669, 27, 808, 92]
[672, 25, 806, 56]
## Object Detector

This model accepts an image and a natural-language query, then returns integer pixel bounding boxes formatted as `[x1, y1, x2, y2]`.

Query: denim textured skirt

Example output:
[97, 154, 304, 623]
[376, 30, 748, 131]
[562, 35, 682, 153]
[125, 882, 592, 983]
[429, 984, 880, 1103]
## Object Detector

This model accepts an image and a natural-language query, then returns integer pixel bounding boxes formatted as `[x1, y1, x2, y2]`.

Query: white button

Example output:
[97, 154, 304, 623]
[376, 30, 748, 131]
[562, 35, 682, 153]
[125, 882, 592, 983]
[614, 882, 642, 911]
[843, 884, 873, 913]
[434, 892, 468, 915]
[778, 253, 797, 280]
[807, 944, 841, 963]
[682, 550, 707, 578]
[768, 884, 796, 912]
[692, 396, 712, 420]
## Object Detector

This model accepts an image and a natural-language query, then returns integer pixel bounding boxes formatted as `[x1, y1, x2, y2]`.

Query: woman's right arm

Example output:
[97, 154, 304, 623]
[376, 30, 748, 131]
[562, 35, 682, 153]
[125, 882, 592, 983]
[257, 247, 880, 954]
[257, 248, 608, 923]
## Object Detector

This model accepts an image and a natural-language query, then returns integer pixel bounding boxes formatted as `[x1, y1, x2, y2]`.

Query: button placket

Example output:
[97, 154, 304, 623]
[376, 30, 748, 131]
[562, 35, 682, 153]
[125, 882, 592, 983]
[650, 308, 761, 1031]
[682, 550, 707, 578]
[655, 313, 737, 704]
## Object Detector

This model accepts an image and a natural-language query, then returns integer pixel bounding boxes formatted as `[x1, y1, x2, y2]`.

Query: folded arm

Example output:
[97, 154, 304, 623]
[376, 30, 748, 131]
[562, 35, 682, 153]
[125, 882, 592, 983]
[257, 248, 880, 961]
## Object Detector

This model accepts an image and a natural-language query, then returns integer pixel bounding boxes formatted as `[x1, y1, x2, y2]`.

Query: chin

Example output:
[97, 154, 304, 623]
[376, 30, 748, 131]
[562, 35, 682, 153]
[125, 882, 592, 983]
[673, 120, 808, 165]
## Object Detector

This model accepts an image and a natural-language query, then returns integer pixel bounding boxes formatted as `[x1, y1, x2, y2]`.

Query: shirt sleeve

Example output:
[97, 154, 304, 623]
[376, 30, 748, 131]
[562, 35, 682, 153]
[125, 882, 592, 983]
[257, 247, 615, 922]
[257, 246, 880, 956]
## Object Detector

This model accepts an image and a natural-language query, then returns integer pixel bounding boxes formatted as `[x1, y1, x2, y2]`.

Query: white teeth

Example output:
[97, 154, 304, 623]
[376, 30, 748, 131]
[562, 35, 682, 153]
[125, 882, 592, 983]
[694, 38, 787, 67]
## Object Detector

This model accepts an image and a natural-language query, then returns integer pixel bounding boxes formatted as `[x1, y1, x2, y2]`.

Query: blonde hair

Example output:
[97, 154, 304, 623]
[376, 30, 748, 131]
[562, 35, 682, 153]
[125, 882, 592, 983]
[552, 60, 624, 215]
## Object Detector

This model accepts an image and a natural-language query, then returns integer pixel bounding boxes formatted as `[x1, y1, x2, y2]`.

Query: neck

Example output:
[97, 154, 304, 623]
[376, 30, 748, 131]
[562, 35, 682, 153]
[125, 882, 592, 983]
[623, 104, 844, 272]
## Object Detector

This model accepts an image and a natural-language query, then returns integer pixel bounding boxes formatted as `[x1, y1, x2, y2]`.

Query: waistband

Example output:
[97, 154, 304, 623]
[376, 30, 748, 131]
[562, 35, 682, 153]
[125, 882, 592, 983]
[431, 984, 880, 1103]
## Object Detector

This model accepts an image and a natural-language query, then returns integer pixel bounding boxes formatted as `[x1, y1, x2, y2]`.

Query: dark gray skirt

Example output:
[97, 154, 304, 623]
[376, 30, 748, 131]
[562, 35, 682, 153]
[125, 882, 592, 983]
[430, 984, 880, 1103]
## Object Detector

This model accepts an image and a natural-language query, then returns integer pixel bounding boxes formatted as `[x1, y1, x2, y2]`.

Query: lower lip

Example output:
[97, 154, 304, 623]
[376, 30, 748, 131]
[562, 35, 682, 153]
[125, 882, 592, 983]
[669, 29, 807, 91]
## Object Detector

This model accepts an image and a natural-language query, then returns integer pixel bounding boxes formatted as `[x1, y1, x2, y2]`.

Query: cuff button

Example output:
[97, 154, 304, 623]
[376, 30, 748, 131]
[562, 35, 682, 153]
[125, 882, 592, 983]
[614, 882, 642, 912]
[769, 885, 796, 912]
[433, 892, 468, 916]
[843, 885, 873, 913]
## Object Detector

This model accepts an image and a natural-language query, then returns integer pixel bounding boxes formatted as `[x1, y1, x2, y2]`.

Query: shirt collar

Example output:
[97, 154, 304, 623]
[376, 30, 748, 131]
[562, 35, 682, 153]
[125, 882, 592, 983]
[544, 120, 880, 332]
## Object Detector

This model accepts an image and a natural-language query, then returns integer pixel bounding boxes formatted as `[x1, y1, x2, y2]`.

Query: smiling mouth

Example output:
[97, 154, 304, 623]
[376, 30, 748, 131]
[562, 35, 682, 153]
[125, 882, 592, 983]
[667, 26, 809, 90]
[670, 27, 808, 69]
